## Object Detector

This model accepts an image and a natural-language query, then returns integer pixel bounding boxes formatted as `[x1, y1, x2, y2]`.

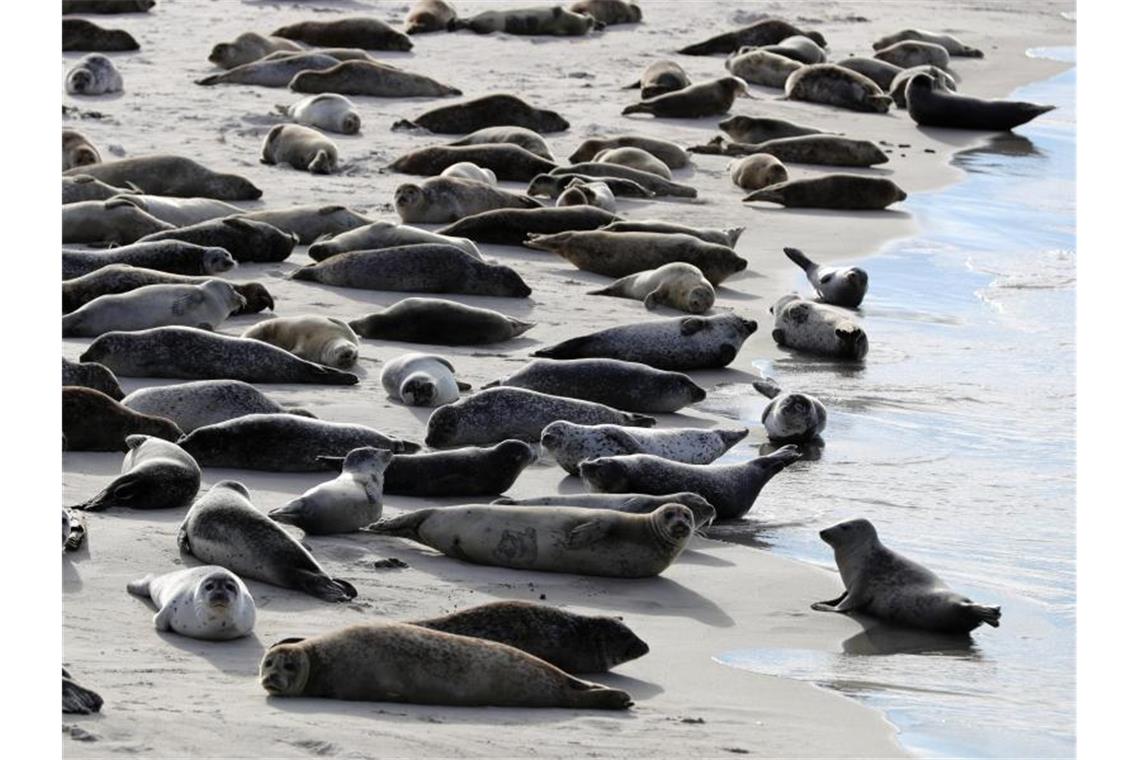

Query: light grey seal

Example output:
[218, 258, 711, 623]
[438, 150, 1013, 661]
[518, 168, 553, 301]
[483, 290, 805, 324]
[579, 445, 801, 520]
[63, 387, 183, 451]
[405, 0, 457, 34]
[261, 124, 338, 174]
[568, 135, 689, 169]
[394, 176, 541, 224]
[743, 174, 906, 210]
[729, 153, 788, 190]
[195, 53, 340, 88]
[533, 313, 758, 371]
[62, 241, 236, 280]
[588, 262, 716, 314]
[208, 32, 301, 69]
[277, 93, 361, 135]
[889, 65, 957, 108]
[594, 147, 672, 179]
[179, 481, 358, 602]
[541, 421, 747, 476]
[65, 54, 122, 95]
[437, 206, 620, 246]
[770, 293, 868, 360]
[836, 56, 903, 91]
[62, 174, 127, 203]
[243, 315, 359, 369]
[234, 204, 371, 244]
[62, 265, 273, 315]
[905, 73, 1054, 130]
[389, 144, 555, 182]
[718, 114, 823, 143]
[726, 49, 803, 89]
[127, 566, 256, 640]
[111, 195, 244, 227]
[440, 161, 496, 185]
[63, 155, 262, 200]
[623, 77, 753, 118]
[452, 6, 598, 36]
[752, 376, 827, 443]
[678, 19, 826, 56]
[784, 247, 868, 308]
[123, 380, 313, 431]
[268, 447, 393, 534]
[549, 162, 696, 197]
[873, 29, 984, 58]
[757, 35, 827, 64]
[599, 220, 742, 249]
[290, 60, 461, 98]
[368, 439, 536, 497]
[874, 40, 951, 70]
[62, 356, 123, 400]
[555, 179, 616, 211]
[62, 198, 175, 245]
[813, 518, 1002, 634]
[136, 216, 297, 263]
[392, 94, 570, 134]
[70, 434, 201, 511]
[447, 126, 555, 160]
[784, 64, 892, 113]
[492, 492, 717, 529]
[271, 17, 413, 51]
[380, 353, 464, 407]
[622, 60, 691, 100]
[310, 221, 481, 261]
[63, 18, 139, 52]
[62, 280, 244, 337]
[527, 173, 653, 201]
[569, 0, 641, 25]
[349, 297, 534, 344]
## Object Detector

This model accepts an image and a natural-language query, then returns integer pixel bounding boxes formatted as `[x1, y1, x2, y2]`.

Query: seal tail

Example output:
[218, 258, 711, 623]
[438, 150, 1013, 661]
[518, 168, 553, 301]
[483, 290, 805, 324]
[363, 510, 432, 539]
[568, 681, 634, 710]
[126, 575, 154, 597]
[782, 247, 817, 274]
[742, 187, 784, 205]
[532, 336, 590, 359]
[752, 378, 781, 399]
[586, 282, 622, 296]
[62, 672, 104, 715]
[293, 570, 357, 603]
[969, 604, 1002, 628]
[304, 364, 359, 385]
[195, 73, 224, 86]
[289, 266, 318, 282]
[510, 319, 536, 337]
[621, 102, 652, 116]
[267, 499, 306, 527]
[521, 233, 558, 252]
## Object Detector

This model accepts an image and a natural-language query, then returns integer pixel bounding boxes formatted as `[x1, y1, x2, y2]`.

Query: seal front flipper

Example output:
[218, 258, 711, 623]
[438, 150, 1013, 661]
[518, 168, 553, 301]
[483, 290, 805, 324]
[966, 603, 1001, 628]
[566, 519, 611, 549]
[811, 590, 847, 611]
[292, 569, 357, 602]
[152, 601, 176, 631]
[363, 509, 434, 539]
[62, 669, 104, 715]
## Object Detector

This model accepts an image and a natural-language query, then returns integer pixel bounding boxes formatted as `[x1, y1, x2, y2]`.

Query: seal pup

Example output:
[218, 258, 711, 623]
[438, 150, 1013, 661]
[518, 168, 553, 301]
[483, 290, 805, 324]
[448, 126, 555, 160]
[784, 64, 892, 113]
[62, 670, 103, 715]
[261, 124, 338, 174]
[569, 0, 641, 25]
[64, 0, 155, 12]
[873, 29, 984, 58]
[269, 447, 392, 534]
[380, 353, 464, 407]
[113, 195, 245, 227]
[589, 262, 716, 314]
[425, 387, 654, 447]
[123, 380, 314, 431]
[493, 492, 717, 529]
[411, 600, 646, 674]
[393, 94, 569, 134]
[389, 144, 554, 182]
[64, 175, 128, 202]
[441, 162, 497, 185]
[678, 19, 826, 56]
[327, 440, 535, 497]
[753, 376, 827, 443]
[136, 217, 297, 263]
[259, 623, 632, 708]
[770, 294, 868, 360]
[277, 93, 361, 135]
[291, 244, 531, 297]
[194, 53, 341, 88]
[726, 49, 804, 89]
[594, 147, 671, 179]
[63, 387, 182, 451]
[569, 135, 688, 169]
[179, 481, 357, 602]
[813, 518, 1002, 634]
[63, 18, 139, 51]
[556, 179, 616, 212]
[63, 265, 273, 315]
[757, 35, 828, 64]
[451, 6, 598, 36]
[623, 60, 691, 100]
[486, 358, 705, 413]
[549, 162, 696, 197]
[528, 173, 653, 201]
[836, 57, 903, 92]
[784, 247, 868, 308]
[63, 155, 262, 200]
[600, 220, 742, 248]
[718, 114, 823, 143]
[65, 54, 122, 95]
[70, 434, 201, 512]
[874, 41, 951, 70]
[127, 566, 255, 640]
[62, 281, 244, 337]
[234, 204, 371, 244]
[272, 18, 413, 51]
[208, 32, 301, 69]
[243, 316, 359, 369]
[63, 356, 123, 400]
[438, 206, 620, 246]
[743, 174, 906, 210]
[729, 154, 788, 190]
[290, 61, 460, 98]
[524, 230, 745, 284]
[366, 503, 693, 579]
[62, 199, 175, 245]
[542, 421, 747, 476]
[405, 0, 457, 34]
[623, 77, 753, 118]
[350, 298, 534, 345]
[580, 445, 800, 519]
[889, 65, 957, 109]
[80, 327, 360, 384]
[310, 222, 481, 262]
[394, 177, 541, 224]
[534, 313, 758, 371]
[906, 73, 1055, 130]
[62, 241, 235, 280]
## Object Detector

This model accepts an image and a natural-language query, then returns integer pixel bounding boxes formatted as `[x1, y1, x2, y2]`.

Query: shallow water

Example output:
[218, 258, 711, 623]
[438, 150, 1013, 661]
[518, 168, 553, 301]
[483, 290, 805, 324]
[708, 55, 1076, 757]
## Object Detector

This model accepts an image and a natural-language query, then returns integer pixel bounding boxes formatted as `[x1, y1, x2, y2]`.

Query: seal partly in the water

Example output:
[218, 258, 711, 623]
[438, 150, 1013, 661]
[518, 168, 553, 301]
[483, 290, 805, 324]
[783, 247, 869, 308]
[753, 376, 828, 443]
[770, 294, 869, 360]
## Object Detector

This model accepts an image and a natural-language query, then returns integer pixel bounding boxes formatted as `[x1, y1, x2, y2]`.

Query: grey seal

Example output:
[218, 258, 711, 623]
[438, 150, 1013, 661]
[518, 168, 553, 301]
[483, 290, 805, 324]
[70, 434, 201, 512]
[127, 566, 256, 640]
[63, 387, 182, 451]
[269, 447, 393, 534]
[62, 356, 123, 400]
[271, 17, 412, 51]
[122, 379, 314, 431]
[349, 297, 534, 345]
[65, 54, 122, 95]
[234, 204, 371, 244]
[622, 60, 691, 100]
[62, 198, 174, 245]
[874, 40, 951, 69]
[63, 155, 262, 200]
[208, 32, 301, 69]
[725, 49, 803, 89]
[623, 77, 753, 118]
[379, 352, 463, 406]
[393, 94, 570, 134]
[678, 19, 826, 56]
[62, 265, 273, 315]
[549, 162, 696, 197]
[743, 174, 906, 210]
[568, 135, 689, 169]
[111, 195, 244, 227]
[195, 53, 340, 87]
[394, 176, 541, 224]
[889, 65, 958, 109]
[437, 206, 620, 246]
[63, 18, 138, 51]
[753, 376, 827, 443]
[492, 492, 717, 529]
[344, 439, 537, 497]
[61, 240, 232, 281]
[136, 217, 298, 263]
[61, 280, 244, 337]
[905, 73, 1054, 130]
[541, 421, 747, 476]
[389, 144, 555, 183]
[718, 114, 823, 143]
[729, 153, 787, 189]
[243, 315, 359, 369]
[290, 60, 461, 98]
[784, 64, 892, 113]
[63, 175, 127, 203]
[447, 126, 554, 160]
[770, 294, 868, 360]
[836, 56, 903, 91]
[784, 247, 868, 307]
[405, 0, 457, 34]
[310, 221, 481, 262]
[599, 220, 742, 248]
[277, 93, 361, 135]
[873, 29, 984, 58]
[593, 147, 672, 179]
[451, 6, 598, 36]
[261, 124, 338, 174]
[588, 261, 716, 314]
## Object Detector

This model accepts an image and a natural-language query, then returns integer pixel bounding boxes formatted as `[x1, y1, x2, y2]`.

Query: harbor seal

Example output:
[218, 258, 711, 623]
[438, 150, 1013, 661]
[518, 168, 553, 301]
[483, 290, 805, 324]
[389, 144, 554, 182]
[272, 17, 412, 51]
[568, 135, 688, 170]
[784, 64, 892, 113]
[726, 49, 803, 89]
[208, 32, 301, 69]
[569, 0, 641, 25]
[291, 244, 532, 297]
[743, 174, 906, 210]
[753, 376, 827, 443]
[437, 206, 620, 246]
[493, 492, 717, 529]
[259, 623, 632, 707]
[905, 73, 1055, 130]
[697, 134, 887, 167]
[623, 60, 690, 100]
[261, 124, 338, 174]
[425, 387, 654, 447]
[136, 217, 297, 263]
[579, 445, 800, 520]
[549, 162, 696, 197]
[62, 670, 103, 715]
[310, 221, 481, 262]
[623, 77, 753, 118]
[350, 298, 534, 345]
[889, 65, 958, 109]
[344, 439, 536, 497]
[486, 358, 705, 413]
[448, 126, 555, 160]
[63, 155, 262, 200]
[123, 380, 313, 431]
[588, 261, 716, 314]
[63, 265, 273, 315]
[757, 35, 828, 64]
[63, 509, 87, 552]
[380, 352, 464, 407]
[524, 230, 745, 284]
[289, 60, 461, 98]
[678, 19, 826, 56]
[63, 387, 182, 451]
[441, 162, 497, 185]
[234, 204, 371, 244]
[556, 179, 616, 212]
[243, 316, 359, 369]
[873, 29, 984, 58]
[63, 174, 125, 202]
[112, 195, 244, 227]
[65, 54, 122, 95]
[62, 356, 123, 400]
[70, 434, 201, 511]
[812, 518, 1002, 634]
[80, 326, 360, 384]
[195, 53, 340, 88]
[451, 6, 598, 36]
[770, 294, 869, 360]
[594, 147, 671, 179]
[394, 176, 541, 223]
[62, 280, 244, 337]
[127, 566, 255, 640]
[784, 247, 868, 308]
[600, 220, 742, 248]
[63, 18, 138, 51]
[393, 94, 570, 134]
[61, 241, 235, 280]
[405, 0, 457, 34]
[836, 57, 903, 92]
[277, 93, 361, 135]
[534, 313, 758, 371]
[410, 600, 645, 674]
[541, 421, 747, 476]
[528, 173, 653, 201]
[269, 447, 392, 534]
[64, 0, 155, 12]
[62, 199, 175, 245]
[179, 481, 358, 602]
[729, 154, 788, 190]
[366, 503, 693, 579]
[718, 114, 823, 143]
[874, 40, 951, 70]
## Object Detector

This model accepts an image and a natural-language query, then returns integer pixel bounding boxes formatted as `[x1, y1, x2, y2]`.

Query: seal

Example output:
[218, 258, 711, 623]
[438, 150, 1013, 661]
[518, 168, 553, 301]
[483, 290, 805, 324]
[486, 357, 705, 413]
[729, 153, 788, 190]
[62, 669, 103, 715]
[234, 204, 371, 244]
[873, 40, 951, 70]
[208, 32, 302, 69]
[405, 0, 457, 34]
[889, 65, 957, 108]
[528, 173, 652, 201]
[113, 195, 245, 227]
[178, 413, 417, 471]
[63, 155, 262, 200]
[541, 421, 747, 476]
[195, 53, 340, 88]
[812, 518, 1002, 634]
[350, 297, 534, 345]
[62, 198, 175, 245]
[70, 433, 200, 513]
[756, 35, 828, 64]
[311, 221, 481, 261]
[425, 387, 654, 447]
[752, 376, 827, 443]
[588, 262, 716, 314]
[678, 19, 826, 56]
[873, 29, 984, 58]
[64, 0, 155, 11]
[63, 174, 127, 202]
[62, 356, 123, 400]
[437, 206, 620, 246]
[448, 126, 555, 160]
[743, 174, 906, 210]
[277, 93, 361, 134]
[783, 247, 868, 307]
[389, 144, 554, 182]
[137, 217, 297, 263]
[62, 280, 244, 337]
[122, 379, 314, 431]
[556, 179, 616, 212]
[568, 135, 688, 169]
[127, 566, 255, 640]
[63, 18, 138, 51]
[726, 49, 803, 89]
[698, 134, 888, 168]
[594, 147, 671, 179]
[271, 17, 413, 51]
[339, 439, 536, 497]
[80, 326, 360, 384]
[291, 244, 531, 297]
[365, 502, 693, 579]
[65, 54, 122, 95]
[493, 492, 717, 529]
[63, 387, 182, 451]
[599, 220, 742, 248]
[535, 313, 757, 371]
[268, 447, 392, 534]
[569, 0, 641, 25]
[259, 623, 632, 707]
[549, 162, 696, 197]
[393, 94, 570, 134]
[836, 56, 903, 92]
[394, 176, 542, 223]
[784, 64, 892, 113]
[579, 445, 800, 520]
[623, 60, 691, 100]
[380, 352, 464, 406]
[905, 73, 1055, 130]
[179, 481, 358, 602]
[243, 316, 359, 369]
[523, 230, 746, 284]
[622, 77, 753, 118]
[63, 265, 273, 316]
[290, 60, 462, 98]
[261, 124, 338, 174]
[441, 161, 497, 185]
[63, 508, 87, 552]
[62, 241, 236, 280]
[411, 600, 647, 673]
[451, 6, 598, 36]
[770, 293, 869, 360]
[262, 48, 377, 65]
[718, 114, 823, 143]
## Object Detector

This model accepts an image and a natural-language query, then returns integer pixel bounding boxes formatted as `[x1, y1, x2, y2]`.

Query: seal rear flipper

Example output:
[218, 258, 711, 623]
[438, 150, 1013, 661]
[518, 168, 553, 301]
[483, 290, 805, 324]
[308, 364, 359, 385]
[292, 570, 357, 602]
[752, 377, 782, 398]
[195, 73, 224, 86]
[71, 474, 140, 512]
[567, 679, 633, 710]
[456, 380, 473, 391]
[362, 509, 433, 539]
[621, 103, 651, 116]
[643, 285, 669, 311]
[62, 673, 104, 715]
[625, 413, 656, 428]
[267, 499, 308, 527]
[968, 603, 1001, 628]
[782, 247, 817, 274]
[125, 575, 153, 598]
[532, 335, 591, 359]
[289, 265, 318, 282]
[586, 282, 622, 296]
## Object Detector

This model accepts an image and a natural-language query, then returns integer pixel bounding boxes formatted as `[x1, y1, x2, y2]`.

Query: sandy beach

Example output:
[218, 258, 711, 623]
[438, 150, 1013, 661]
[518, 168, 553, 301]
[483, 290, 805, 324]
[62, 1, 1074, 756]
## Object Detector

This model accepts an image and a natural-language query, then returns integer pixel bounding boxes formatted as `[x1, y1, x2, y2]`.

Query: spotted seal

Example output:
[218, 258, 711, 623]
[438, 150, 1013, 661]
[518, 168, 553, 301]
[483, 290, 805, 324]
[65, 54, 122, 95]
[753, 376, 827, 443]
[389, 144, 555, 182]
[195, 53, 340, 87]
[277, 93, 361, 135]
[393, 94, 570, 134]
[268, 447, 392, 534]
[599, 220, 742, 248]
[63, 155, 262, 200]
[873, 29, 984, 58]
[62, 199, 175, 245]
[770, 294, 868, 360]
[718, 114, 823, 143]
[127, 566, 255, 640]
[379, 352, 464, 407]
[112, 195, 244, 227]
[62, 356, 123, 400]
[234, 204, 371, 244]
[783, 247, 868, 308]
[873, 40, 951, 69]
[310, 221, 481, 261]
[208, 32, 301, 69]
[743, 174, 906, 210]
[346, 439, 536, 497]
[137, 217, 297, 263]
[61, 240, 234, 280]
[725, 49, 803, 89]
[62, 280, 244, 337]
[447, 126, 555, 160]
[122, 380, 314, 431]
[623, 77, 753, 118]
[289, 60, 461, 98]
[63, 387, 182, 451]
[568, 135, 689, 169]
[492, 492, 717, 529]
[784, 64, 892, 113]
[588, 261, 716, 314]
[437, 206, 620, 246]
[394, 176, 541, 224]
[541, 421, 747, 476]
[62, 265, 273, 315]
[70, 434, 201, 512]
[524, 230, 745, 284]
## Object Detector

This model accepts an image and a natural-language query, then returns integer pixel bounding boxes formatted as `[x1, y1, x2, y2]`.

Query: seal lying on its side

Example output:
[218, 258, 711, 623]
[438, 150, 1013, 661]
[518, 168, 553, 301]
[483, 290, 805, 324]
[70, 434, 201, 511]
[389, 144, 554, 182]
[743, 174, 906, 210]
[873, 40, 951, 70]
[289, 60, 461, 98]
[599, 220, 742, 249]
[451, 6, 598, 36]
[269, 447, 392, 534]
[261, 124, 338, 174]
[63, 175, 127, 203]
[62, 199, 175, 245]
[271, 17, 413, 51]
[493, 492, 717, 529]
[127, 566, 256, 640]
[447, 126, 555, 160]
[622, 60, 691, 100]
[380, 353, 464, 407]
[437, 206, 620, 246]
[310, 221, 481, 261]
[277, 93, 361, 135]
[677, 19, 827, 56]
[770, 294, 869, 360]
[208, 31, 301, 69]
[234, 204, 372, 244]
[753, 376, 828, 443]
[63, 155, 262, 200]
[333, 439, 536, 497]
[62, 265, 272, 315]
[195, 53, 340, 88]
[63, 387, 182, 451]
[350, 298, 534, 345]
[622, 77, 753, 118]
[784, 247, 868, 308]
[62, 356, 124, 400]
[524, 230, 745, 284]
[905, 73, 1055, 130]
[393, 94, 570, 134]
[123, 380, 314, 431]
[405, 0, 457, 34]
[394, 177, 541, 224]
[136, 217, 298, 263]
[718, 114, 823, 143]
[569, 134, 689, 170]
[873, 28, 984, 57]
[784, 64, 892, 113]
[550, 162, 696, 197]
[889, 65, 957, 109]
[541, 421, 747, 476]
[62, 281, 245, 338]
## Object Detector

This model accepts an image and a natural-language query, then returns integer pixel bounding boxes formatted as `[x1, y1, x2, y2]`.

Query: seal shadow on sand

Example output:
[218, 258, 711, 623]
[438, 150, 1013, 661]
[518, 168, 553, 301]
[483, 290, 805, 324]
[264, 694, 637, 725]
[156, 628, 269, 677]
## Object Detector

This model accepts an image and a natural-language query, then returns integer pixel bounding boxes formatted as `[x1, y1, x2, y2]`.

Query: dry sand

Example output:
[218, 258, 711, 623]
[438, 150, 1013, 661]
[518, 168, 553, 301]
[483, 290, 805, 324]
[62, 1, 1073, 756]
